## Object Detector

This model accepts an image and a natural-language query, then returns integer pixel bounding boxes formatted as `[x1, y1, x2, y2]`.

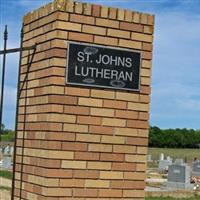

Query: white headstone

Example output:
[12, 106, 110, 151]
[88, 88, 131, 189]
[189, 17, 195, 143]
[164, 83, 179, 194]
[147, 154, 153, 162]
[158, 159, 172, 172]
[159, 153, 164, 161]
[192, 161, 200, 177]
[174, 158, 184, 165]
[2, 156, 12, 169]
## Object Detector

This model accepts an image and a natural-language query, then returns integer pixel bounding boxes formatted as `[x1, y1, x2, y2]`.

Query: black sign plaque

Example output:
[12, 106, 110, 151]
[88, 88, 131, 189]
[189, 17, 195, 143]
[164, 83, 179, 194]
[66, 42, 141, 91]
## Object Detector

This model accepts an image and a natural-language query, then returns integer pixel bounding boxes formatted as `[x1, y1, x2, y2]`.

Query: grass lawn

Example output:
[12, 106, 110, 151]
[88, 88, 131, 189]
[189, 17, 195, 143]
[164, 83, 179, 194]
[146, 196, 200, 200]
[1, 131, 15, 141]
[0, 170, 13, 179]
[148, 148, 200, 163]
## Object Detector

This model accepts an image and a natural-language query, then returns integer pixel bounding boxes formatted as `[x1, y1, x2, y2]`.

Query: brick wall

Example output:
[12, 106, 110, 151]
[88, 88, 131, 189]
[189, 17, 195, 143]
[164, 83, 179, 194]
[12, 0, 154, 199]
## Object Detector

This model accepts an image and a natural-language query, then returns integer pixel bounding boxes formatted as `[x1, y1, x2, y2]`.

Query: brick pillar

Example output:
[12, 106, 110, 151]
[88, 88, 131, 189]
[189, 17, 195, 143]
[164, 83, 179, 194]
[12, 0, 154, 199]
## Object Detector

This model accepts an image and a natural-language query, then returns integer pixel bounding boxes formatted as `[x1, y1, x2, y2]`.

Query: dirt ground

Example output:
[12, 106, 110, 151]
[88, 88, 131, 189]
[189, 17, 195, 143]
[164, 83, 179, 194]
[0, 177, 11, 200]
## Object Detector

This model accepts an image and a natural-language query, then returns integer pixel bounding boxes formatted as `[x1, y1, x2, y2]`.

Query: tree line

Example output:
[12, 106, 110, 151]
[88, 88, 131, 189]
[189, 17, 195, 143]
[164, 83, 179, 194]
[149, 126, 200, 148]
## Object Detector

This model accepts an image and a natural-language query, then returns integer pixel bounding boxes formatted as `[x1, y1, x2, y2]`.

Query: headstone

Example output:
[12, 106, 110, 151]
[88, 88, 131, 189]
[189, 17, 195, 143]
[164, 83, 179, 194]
[147, 154, 153, 162]
[2, 156, 12, 169]
[4, 145, 10, 154]
[167, 164, 193, 189]
[158, 159, 172, 172]
[174, 158, 184, 165]
[159, 153, 164, 161]
[167, 156, 172, 162]
[192, 161, 200, 177]
[10, 146, 14, 155]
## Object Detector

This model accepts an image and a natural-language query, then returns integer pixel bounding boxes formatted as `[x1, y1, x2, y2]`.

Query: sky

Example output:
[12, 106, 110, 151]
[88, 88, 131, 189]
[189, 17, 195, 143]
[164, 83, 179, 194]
[0, 0, 200, 130]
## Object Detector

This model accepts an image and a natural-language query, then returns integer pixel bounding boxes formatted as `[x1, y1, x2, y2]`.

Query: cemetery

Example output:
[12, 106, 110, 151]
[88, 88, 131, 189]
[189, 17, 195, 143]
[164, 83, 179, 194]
[0, 0, 199, 200]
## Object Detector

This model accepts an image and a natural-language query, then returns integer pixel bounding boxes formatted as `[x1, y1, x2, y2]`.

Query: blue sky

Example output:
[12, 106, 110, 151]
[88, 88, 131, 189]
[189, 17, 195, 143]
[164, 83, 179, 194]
[0, 0, 200, 129]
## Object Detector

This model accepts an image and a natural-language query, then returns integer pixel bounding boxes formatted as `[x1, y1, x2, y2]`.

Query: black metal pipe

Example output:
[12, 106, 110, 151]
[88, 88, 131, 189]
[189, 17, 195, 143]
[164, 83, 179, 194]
[0, 25, 8, 134]
[11, 25, 24, 200]
[0, 45, 36, 55]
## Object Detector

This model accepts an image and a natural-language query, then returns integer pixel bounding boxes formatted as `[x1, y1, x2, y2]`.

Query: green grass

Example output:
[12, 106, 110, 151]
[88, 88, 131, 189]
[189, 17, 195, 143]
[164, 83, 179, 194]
[148, 148, 200, 163]
[0, 170, 13, 179]
[1, 131, 15, 141]
[0, 186, 11, 191]
[146, 196, 200, 200]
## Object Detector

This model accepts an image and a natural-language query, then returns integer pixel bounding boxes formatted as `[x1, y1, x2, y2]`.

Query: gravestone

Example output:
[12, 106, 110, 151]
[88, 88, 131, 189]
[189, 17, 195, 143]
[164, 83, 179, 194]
[192, 161, 200, 177]
[147, 154, 153, 162]
[167, 156, 172, 162]
[174, 158, 184, 165]
[159, 159, 172, 172]
[159, 153, 164, 161]
[167, 164, 193, 189]
[2, 156, 12, 169]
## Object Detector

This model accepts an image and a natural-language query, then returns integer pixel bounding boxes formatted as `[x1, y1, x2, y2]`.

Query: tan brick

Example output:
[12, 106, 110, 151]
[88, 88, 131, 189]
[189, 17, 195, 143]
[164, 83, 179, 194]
[73, 170, 99, 179]
[83, 3, 92, 15]
[99, 189, 123, 198]
[89, 125, 114, 135]
[125, 154, 146, 163]
[101, 135, 125, 144]
[100, 153, 124, 162]
[119, 39, 142, 49]
[75, 152, 99, 161]
[91, 89, 115, 99]
[115, 128, 138, 137]
[87, 161, 111, 170]
[65, 87, 90, 97]
[127, 119, 149, 129]
[112, 162, 136, 171]
[77, 116, 101, 125]
[63, 123, 88, 133]
[96, 18, 119, 28]
[100, 171, 123, 179]
[74, 2, 83, 14]
[65, 0, 74, 12]
[124, 172, 146, 180]
[115, 110, 138, 119]
[89, 144, 112, 152]
[83, 25, 106, 35]
[137, 146, 148, 155]
[62, 142, 87, 151]
[141, 13, 148, 24]
[109, 8, 117, 19]
[85, 180, 110, 188]
[132, 32, 153, 43]
[141, 68, 151, 77]
[136, 163, 146, 171]
[92, 5, 101, 17]
[116, 92, 139, 102]
[138, 129, 149, 138]
[107, 28, 130, 39]
[113, 145, 136, 154]
[101, 6, 108, 18]
[68, 32, 93, 42]
[120, 21, 143, 32]
[76, 134, 101, 143]
[79, 97, 103, 107]
[56, 21, 81, 31]
[126, 137, 148, 146]
[144, 25, 154, 34]
[91, 108, 114, 117]
[133, 12, 140, 23]
[47, 113, 76, 123]
[60, 179, 85, 187]
[125, 10, 133, 22]
[61, 160, 86, 169]
[102, 118, 126, 127]
[128, 102, 149, 112]
[70, 14, 94, 24]
[117, 9, 125, 20]
[43, 188, 72, 196]
[103, 99, 127, 109]
[94, 36, 118, 46]
[143, 42, 153, 51]
[141, 77, 151, 85]
[64, 105, 90, 115]
[73, 188, 98, 197]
